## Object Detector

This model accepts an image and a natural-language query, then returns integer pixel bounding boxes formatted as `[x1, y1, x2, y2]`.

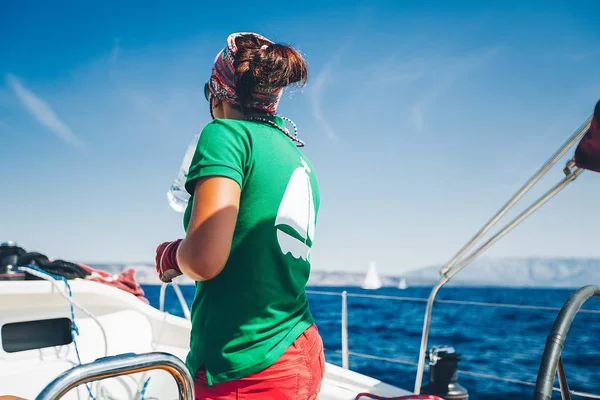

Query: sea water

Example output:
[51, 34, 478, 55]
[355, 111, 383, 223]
[143, 285, 600, 399]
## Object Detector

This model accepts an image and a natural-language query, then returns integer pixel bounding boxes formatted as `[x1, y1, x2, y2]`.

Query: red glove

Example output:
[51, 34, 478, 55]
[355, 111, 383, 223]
[155, 239, 183, 283]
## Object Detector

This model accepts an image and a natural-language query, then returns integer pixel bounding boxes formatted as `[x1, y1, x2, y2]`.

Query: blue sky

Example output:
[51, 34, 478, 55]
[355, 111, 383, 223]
[1, 1, 599, 274]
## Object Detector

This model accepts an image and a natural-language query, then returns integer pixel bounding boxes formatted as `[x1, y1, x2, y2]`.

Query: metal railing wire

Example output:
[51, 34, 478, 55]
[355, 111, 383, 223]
[306, 290, 600, 314]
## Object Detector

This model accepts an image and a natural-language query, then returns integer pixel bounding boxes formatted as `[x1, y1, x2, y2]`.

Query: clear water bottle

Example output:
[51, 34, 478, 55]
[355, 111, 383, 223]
[167, 132, 200, 212]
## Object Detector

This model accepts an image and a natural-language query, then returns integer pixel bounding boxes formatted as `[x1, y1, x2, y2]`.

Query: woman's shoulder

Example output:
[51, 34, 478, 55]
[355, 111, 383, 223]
[197, 119, 254, 146]
[202, 118, 250, 134]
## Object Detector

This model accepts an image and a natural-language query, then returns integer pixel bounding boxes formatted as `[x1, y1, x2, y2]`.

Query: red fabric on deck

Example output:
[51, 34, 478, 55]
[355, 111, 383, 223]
[80, 265, 149, 304]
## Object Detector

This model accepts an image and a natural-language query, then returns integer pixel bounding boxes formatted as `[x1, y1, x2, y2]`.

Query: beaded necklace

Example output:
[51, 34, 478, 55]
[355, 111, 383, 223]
[246, 116, 305, 147]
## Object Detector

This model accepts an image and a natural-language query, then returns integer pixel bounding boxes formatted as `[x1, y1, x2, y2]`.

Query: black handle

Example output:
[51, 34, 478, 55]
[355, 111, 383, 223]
[533, 285, 600, 400]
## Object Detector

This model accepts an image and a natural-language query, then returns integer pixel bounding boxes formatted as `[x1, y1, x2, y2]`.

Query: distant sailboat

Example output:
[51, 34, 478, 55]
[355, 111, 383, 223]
[361, 261, 382, 290]
[398, 277, 408, 290]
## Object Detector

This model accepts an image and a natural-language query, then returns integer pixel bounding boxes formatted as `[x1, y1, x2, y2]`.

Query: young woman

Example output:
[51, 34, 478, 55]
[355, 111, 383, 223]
[155, 32, 324, 400]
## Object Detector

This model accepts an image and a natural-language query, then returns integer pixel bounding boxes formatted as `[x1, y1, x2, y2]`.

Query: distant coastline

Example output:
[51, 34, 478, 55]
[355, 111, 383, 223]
[87, 257, 600, 288]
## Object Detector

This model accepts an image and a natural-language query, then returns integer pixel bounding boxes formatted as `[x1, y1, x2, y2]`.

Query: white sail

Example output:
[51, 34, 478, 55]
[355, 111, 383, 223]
[398, 277, 408, 290]
[307, 173, 316, 242]
[361, 261, 382, 290]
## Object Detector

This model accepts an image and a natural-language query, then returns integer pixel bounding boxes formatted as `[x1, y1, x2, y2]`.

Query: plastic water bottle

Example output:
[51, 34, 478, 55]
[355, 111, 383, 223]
[167, 133, 200, 212]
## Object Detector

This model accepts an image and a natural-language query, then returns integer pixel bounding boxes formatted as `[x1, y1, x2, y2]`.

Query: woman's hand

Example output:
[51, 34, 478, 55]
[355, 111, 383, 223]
[176, 176, 241, 281]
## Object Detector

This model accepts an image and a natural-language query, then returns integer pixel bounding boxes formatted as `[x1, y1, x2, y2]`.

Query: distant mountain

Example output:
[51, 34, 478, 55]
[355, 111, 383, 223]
[402, 258, 600, 288]
[87, 257, 600, 288]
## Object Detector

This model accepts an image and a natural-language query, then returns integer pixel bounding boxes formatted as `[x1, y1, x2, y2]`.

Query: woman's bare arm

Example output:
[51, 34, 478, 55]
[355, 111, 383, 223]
[176, 176, 240, 281]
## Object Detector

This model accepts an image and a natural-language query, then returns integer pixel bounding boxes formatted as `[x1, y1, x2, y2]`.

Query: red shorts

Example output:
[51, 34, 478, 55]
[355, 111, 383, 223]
[194, 324, 325, 400]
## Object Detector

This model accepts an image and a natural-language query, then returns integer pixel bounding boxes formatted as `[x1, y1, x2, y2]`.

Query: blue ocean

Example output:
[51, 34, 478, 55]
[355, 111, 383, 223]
[142, 285, 600, 400]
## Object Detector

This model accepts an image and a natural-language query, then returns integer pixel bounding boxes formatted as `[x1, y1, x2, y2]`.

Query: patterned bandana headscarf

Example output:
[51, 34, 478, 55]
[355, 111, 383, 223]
[206, 32, 283, 115]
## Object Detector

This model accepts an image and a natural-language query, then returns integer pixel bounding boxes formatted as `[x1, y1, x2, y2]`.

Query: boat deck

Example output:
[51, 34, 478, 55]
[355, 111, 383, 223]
[0, 280, 411, 399]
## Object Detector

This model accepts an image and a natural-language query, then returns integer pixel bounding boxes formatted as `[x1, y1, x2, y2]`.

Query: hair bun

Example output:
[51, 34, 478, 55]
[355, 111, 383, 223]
[233, 34, 308, 111]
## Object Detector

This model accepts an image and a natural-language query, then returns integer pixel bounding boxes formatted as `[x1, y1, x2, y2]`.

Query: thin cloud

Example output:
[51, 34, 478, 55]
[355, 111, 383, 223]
[309, 52, 345, 141]
[309, 65, 335, 139]
[412, 102, 424, 131]
[410, 45, 506, 131]
[110, 38, 121, 64]
[365, 53, 426, 88]
[6, 74, 83, 147]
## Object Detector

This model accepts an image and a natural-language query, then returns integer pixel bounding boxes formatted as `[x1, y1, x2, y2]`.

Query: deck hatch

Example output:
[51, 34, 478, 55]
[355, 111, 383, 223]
[1, 317, 72, 353]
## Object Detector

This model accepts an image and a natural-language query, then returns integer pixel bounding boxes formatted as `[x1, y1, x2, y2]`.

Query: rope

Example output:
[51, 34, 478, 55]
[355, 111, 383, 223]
[19, 266, 109, 356]
[171, 280, 191, 320]
[18, 265, 151, 400]
[159, 281, 191, 320]
[159, 283, 168, 313]
[0, 244, 90, 280]
[19, 265, 97, 399]
[139, 377, 151, 400]
[15, 250, 91, 280]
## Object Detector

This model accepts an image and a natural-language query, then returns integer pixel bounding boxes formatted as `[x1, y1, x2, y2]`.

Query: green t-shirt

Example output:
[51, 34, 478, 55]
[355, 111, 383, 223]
[182, 116, 320, 385]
